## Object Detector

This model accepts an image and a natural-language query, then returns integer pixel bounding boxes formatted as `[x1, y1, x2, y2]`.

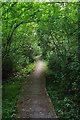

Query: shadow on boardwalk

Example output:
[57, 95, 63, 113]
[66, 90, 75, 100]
[16, 60, 58, 118]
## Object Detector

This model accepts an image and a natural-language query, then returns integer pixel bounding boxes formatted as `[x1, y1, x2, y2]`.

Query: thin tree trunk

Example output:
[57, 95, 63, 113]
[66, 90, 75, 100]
[78, 3, 80, 62]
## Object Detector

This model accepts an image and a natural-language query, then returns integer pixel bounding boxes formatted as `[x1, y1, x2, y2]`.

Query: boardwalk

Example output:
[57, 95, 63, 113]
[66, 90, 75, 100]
[16, 60, 58, 118]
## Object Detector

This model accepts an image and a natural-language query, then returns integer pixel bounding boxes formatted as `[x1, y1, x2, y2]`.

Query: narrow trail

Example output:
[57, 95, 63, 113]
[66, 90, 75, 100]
[16, 60, 58, 118]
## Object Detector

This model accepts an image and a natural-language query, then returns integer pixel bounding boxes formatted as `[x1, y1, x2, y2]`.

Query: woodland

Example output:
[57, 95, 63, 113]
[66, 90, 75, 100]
[2, 2, 80, 119]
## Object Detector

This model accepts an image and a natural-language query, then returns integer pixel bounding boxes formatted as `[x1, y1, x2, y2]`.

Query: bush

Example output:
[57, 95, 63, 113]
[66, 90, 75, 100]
[2, 55, 13, 80]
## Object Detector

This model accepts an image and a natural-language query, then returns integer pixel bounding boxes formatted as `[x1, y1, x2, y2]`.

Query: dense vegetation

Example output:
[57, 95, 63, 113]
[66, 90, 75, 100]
[2, 2, 80, 119]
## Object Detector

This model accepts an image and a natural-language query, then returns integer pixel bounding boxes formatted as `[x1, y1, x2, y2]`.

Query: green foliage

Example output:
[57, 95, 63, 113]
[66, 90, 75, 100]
[2, 2, 79, 119]
[2, 62, 35, 119]
[46, 54, 79, 119]
[47, 84, 79, 120]
[2, 77, 25, 118]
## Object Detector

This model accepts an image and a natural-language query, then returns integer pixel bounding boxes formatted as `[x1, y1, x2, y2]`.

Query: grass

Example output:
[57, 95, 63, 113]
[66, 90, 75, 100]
[2, 76, 25, 119]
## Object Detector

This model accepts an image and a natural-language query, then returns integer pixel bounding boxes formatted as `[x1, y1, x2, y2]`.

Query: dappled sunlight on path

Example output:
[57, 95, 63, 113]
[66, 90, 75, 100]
[16, 60, 58, 118]
[34, 60, 47, 76]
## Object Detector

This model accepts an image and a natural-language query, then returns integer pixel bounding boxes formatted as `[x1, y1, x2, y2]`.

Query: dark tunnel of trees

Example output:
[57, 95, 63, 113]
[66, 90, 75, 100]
[2, 2, 80, 119]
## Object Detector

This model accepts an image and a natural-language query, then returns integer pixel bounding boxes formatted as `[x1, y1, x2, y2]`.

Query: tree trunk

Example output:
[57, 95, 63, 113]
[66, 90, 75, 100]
[78, 3, 80, 62]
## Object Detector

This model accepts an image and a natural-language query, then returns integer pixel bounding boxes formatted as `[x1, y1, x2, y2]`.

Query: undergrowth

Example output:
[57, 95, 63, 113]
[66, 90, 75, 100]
[46, 83, 79, 120]
[2, 63, 35, 119]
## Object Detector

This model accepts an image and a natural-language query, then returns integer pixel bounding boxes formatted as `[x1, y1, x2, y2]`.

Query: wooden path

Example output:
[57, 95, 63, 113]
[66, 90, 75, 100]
[16, 60, 58, 118]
